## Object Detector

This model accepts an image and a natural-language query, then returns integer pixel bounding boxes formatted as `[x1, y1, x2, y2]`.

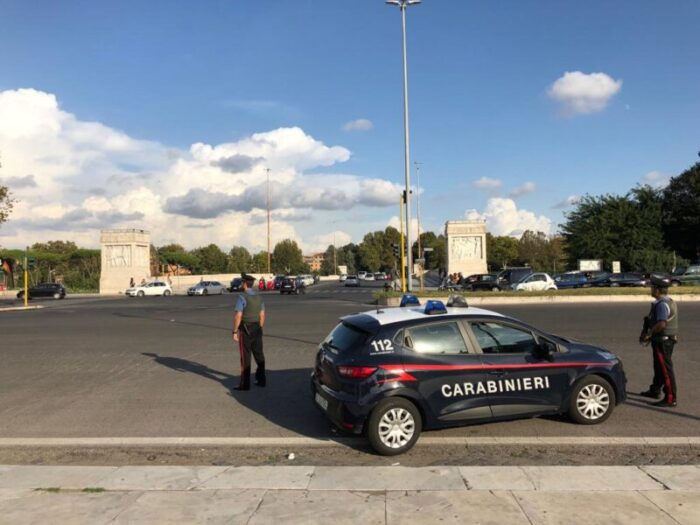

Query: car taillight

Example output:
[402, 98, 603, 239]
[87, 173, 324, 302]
[336, 366, 377, 379]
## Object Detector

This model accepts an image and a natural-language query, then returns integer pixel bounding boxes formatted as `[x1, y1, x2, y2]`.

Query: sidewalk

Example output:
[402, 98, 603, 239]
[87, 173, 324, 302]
[1, 465, 698, 524]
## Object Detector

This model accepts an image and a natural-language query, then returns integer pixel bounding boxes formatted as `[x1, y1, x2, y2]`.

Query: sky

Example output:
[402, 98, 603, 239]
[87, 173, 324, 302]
[0, 0, 698, 252]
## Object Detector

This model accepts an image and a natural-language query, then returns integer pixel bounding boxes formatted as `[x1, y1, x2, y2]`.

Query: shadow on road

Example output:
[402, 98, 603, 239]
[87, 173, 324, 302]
[623, 393, 700, 422]
[141, 353, 353, 441]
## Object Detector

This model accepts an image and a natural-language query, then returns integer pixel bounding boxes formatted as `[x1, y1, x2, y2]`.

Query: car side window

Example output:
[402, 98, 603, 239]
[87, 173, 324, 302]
[470, 322, 538, 354]
[405, 322, 469, 355]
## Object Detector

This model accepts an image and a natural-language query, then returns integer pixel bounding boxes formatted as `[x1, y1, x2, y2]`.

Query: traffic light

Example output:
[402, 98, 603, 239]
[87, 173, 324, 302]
[392, 243, 400, 258]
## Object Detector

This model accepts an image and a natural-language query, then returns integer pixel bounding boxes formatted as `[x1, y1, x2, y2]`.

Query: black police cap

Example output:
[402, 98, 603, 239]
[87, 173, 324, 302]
[650, 275, 671, 288]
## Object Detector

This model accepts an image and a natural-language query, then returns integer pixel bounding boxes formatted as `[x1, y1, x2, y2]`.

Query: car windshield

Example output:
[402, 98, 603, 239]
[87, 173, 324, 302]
[672, 267, 687, 276]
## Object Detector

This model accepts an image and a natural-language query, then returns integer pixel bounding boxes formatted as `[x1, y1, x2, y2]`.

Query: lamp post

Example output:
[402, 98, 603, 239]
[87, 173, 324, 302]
[266, 168, 271, 274]
[386, 0, 420, 291]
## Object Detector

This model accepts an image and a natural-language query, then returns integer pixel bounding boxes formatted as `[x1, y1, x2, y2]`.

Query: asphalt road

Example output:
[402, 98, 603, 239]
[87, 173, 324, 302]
[1, 281, 698, 442]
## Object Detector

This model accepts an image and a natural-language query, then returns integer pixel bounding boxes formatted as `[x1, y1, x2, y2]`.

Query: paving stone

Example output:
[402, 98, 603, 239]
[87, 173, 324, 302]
[200, 466, 313, 490]
[386, 490, 530, 524]
[113, 489, 265, 525]
[641, 465, 700, 491]
[0, 465, 117, 489]
[513, 491, 680, 525]
[643, 491, 700, 525]
[0, 491, 140, 525]
[249, 490, 385, 525]
[98, 466, 226, 491]
[459, 466, 536, 490]
[308, 466, 464, 491]
[0, 489, 33, 502]
[520, 466, 664, 491]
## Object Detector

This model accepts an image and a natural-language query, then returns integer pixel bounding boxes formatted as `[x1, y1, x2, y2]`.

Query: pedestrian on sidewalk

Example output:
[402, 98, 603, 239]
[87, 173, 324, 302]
[232, 274, 266, 390]
[639, 276, 679, 407]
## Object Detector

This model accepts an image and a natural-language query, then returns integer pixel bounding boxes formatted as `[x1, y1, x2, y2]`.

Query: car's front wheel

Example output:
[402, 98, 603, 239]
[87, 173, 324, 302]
[491, 286, 500, 292]
[53, 292, 61, 299]
[367, 397, 422, 456]
[569, 375, 615, 425]
[163, 290, 171, 297]
[137, 291, 145, 297]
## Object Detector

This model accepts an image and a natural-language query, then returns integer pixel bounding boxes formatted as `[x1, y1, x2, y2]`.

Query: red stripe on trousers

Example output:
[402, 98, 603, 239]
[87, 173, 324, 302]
[238, 332, 245, 377]
[655, 347, 674, 403]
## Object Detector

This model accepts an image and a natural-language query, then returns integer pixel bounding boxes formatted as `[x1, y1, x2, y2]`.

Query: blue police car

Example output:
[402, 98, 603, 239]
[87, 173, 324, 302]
[311, 295, 627, 455]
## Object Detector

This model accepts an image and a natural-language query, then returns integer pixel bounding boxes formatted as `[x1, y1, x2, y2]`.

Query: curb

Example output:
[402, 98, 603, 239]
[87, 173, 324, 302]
[0, 305, 44, 312]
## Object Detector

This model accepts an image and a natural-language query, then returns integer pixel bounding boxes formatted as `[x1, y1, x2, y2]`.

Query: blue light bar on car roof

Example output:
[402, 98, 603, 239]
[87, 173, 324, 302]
[400, 294, 421, 307]
[424, 300, 447, 315]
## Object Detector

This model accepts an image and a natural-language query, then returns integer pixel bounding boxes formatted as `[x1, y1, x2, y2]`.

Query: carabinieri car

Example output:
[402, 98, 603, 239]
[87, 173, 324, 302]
[311, 295, 627, 455]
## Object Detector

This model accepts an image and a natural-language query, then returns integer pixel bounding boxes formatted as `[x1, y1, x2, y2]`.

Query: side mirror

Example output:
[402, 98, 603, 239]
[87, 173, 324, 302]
[535, 340, 556, 360]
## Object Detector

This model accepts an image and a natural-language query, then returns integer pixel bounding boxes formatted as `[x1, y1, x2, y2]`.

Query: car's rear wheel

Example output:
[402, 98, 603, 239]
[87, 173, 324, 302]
[163, 290, 171, 297]
[569, 375, 615, 425]
[367, 397, 422, 456]
[491, 286, 500, 292]
[203, 289, 208, 296]
[53, 292, 61, 299]
[137, 291, 145, 297]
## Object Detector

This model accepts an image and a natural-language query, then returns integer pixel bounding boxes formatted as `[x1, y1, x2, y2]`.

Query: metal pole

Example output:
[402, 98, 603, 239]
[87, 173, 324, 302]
[266, 168, 271, 274]
[400, 194, 406, 293]
[400, 3, 413, 292]
[415, 161, 423, 291]
[23, 249, 28, 307]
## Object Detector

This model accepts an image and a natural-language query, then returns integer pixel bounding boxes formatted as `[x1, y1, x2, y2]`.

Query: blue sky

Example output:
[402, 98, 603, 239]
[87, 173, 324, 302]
[0, 0, 698, 250]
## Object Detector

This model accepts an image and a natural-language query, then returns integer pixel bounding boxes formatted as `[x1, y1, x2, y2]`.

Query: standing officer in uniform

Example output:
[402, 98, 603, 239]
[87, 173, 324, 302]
[639, 276, 678, 407]
[232, 274, 266, 390]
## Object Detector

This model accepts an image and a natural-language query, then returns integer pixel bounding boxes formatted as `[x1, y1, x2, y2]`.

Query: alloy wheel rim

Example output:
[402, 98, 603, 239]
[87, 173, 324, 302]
[378, 408, 415, 449]
[576, 384, 610, 420]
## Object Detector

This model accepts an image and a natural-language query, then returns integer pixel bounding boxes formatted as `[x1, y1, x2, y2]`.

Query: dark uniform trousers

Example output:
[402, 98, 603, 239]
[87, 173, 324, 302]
[650, 338, 676, 403]
[238, 322, 265, 389]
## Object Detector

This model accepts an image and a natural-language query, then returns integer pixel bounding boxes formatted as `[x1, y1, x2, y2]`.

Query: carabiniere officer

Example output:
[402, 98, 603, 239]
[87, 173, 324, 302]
[639, 275, 678, 407]
[232, 274, 266, 390]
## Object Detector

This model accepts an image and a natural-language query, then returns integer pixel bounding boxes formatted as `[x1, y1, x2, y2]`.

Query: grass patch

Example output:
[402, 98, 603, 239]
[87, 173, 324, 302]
[374, 285, 700, 300]
[82, 487, 105, 493]
[35, 487, 61, 493]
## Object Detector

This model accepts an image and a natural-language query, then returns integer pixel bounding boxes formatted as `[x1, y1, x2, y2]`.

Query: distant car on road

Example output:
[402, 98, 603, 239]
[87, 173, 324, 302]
[229, 278, 244, 292]
[512, 272, 558, 292]
[374, 272, 387, 281]
[280, 277, 305, 295]
[16, 282, 66, 300]
[670, 265, 700, 286]
[358, 271, 368, 280]
[464, 274, 498, 291]
[339, 273, 348, 282]
[126, 281, 172, 297]
[188, 281, 225, 296]
[364, 273, 375, 281]
[273, 275, 286, 289]
[345, 275, 360, 287]
[554, 273, 588, 289]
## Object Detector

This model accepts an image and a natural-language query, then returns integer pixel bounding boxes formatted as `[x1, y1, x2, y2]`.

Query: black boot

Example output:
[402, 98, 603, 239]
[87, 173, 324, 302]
[639, 389, 661, 399]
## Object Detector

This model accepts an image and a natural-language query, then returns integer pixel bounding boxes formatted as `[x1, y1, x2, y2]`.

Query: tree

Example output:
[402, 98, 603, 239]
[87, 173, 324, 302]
[518, 230, 549, 271]
[0, 185, 14, 226]
[251, 251, 270, 273]
[32, 241, 78, 254]
[158, 243, 186, 254]
[561, 188, 674, 272]
[229, 246, 252, 273]
[486, 233, 519, 271]
[662, 162, 700, 262]
[272, 239, 307, 274]
[190, 244, 229, 274]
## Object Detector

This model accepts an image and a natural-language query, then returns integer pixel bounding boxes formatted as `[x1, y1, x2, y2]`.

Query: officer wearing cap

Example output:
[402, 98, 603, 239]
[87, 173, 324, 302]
[639, 275, 678, 407]
[232, 274, 266, 390]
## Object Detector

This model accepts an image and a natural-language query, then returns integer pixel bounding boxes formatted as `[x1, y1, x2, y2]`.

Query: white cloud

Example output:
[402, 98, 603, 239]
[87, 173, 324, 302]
[0, 88, 399, 251]
[509, 181, 536, 198]
[643, 171, 670, 189]
[466, 198, 551, 237]
[552, 195, 581, 209]
[342, 118, 373, 131]
[305, 230, 353, 253]
[547, 71, 622, 116]
[472, 177, 502, 190]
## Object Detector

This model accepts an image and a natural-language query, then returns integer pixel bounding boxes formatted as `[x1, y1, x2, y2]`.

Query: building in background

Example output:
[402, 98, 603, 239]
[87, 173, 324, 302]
[303, 252, 325, 272]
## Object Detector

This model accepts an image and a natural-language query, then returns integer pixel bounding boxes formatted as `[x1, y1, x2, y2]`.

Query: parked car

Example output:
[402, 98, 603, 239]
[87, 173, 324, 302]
[298, 274, 314, 287]
[497, 267, 533, 287]
[16, 282, 66, 300]
[554, 273, 588, 289]
[364, 273, 375, 281]
[188, 281, 225, 296]
[273, 275, 286, 289]
[512, 272, 558, 292]
[339, 273, 348, 282]
[593, 272, 649, 287]
[374, 272, 387, 281]
[670, 265, 700, 286]
[126, 281, 173, 297]
[345, 275, 360, 287]
[463, 274, 498, 291]
[357, 271, 367, 280]
[229, 277, 244, 292]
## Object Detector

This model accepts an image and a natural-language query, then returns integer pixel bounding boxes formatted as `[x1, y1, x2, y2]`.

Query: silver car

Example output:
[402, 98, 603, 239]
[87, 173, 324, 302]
[187, 281, 225, 296]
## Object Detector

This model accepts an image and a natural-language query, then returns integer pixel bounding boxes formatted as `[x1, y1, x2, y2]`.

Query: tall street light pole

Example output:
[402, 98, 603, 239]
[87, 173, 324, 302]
[387, 0, 420, 291]
[414, 160, 423, 290]
[266, 168, 271, 274]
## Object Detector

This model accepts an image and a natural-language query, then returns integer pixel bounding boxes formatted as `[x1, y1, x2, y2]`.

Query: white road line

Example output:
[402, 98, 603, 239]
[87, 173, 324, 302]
[0, 437, 697, 447]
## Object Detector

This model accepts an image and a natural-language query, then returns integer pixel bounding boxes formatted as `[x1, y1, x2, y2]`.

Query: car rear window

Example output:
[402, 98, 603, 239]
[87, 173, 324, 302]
[324, 323, 368, 353]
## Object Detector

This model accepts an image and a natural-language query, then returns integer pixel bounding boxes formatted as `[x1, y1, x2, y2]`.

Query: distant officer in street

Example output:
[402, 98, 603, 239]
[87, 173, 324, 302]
[639, 276, 678, 407]
[232, 274, 266, 390]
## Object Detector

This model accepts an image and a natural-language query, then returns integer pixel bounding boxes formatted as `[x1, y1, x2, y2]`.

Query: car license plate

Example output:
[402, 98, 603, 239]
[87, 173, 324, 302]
[315, 392, 328, 411]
